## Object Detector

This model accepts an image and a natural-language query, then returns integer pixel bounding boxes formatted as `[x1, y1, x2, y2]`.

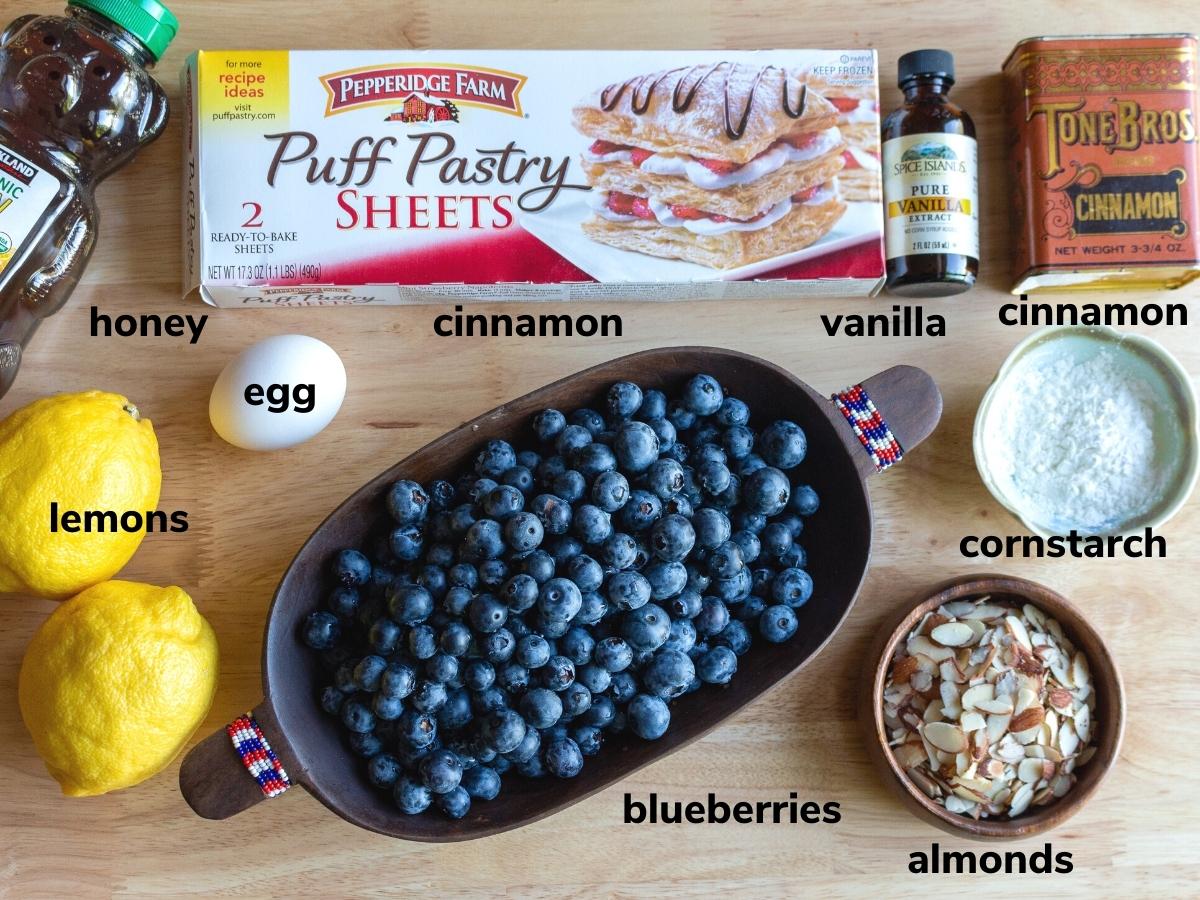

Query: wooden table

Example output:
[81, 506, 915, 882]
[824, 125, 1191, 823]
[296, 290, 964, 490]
[2, 1, 1197, 896]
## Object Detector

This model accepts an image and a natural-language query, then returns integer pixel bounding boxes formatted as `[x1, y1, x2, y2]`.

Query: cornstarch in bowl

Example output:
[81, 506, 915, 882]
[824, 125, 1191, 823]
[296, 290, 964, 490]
[974, 326, 1198, 537]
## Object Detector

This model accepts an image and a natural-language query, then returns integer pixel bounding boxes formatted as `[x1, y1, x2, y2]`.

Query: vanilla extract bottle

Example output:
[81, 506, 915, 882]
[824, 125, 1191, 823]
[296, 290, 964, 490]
[882, 49, 979, 296]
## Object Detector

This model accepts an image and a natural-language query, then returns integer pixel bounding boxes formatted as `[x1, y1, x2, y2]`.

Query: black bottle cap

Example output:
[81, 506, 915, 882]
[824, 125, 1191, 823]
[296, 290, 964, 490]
[897, 49, 955, 85]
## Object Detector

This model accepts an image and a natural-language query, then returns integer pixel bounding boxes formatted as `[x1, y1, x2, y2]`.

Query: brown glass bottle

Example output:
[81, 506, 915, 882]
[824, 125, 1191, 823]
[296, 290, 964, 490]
[0, 0, 176, 399]
[882, 49, 978, 297]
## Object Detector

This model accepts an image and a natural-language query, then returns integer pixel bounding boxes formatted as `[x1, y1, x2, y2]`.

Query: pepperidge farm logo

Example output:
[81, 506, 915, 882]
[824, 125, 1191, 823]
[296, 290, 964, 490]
[320, 64, 527, 120]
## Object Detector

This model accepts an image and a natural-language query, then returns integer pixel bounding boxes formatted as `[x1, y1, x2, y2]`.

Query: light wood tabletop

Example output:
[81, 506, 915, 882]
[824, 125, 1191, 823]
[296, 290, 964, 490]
[2, 0, 1198, 896]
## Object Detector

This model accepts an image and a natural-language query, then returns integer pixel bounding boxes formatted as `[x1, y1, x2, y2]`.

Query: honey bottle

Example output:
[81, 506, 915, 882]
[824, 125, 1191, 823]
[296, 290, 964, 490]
[0, 0, 176, 398]
[882, 49, 979, 296]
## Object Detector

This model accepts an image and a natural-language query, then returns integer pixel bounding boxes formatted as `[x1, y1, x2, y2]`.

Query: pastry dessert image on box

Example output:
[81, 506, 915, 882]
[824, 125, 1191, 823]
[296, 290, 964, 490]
[572, 62, 849, 269]
[806, 74, 881, 201]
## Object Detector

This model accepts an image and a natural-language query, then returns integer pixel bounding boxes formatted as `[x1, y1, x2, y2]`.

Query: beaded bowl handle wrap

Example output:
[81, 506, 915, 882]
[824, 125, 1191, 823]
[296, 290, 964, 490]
[832, 384, 904, 472]
[226, 713, 292, 798]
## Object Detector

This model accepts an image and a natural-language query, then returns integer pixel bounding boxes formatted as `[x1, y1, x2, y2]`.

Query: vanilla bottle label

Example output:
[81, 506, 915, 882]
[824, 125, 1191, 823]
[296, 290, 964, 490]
[882, 132, 978, 260]
[0, 143, 59, 274]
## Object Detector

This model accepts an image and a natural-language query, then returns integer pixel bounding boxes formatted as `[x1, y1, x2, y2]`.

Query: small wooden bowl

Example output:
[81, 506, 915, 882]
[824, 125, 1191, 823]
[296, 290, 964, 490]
[860, 574, 1125, 841]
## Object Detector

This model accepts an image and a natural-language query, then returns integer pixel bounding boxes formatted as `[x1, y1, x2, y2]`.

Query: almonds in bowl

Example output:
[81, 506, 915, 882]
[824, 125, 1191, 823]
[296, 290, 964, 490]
[861, 575, 1125, 841]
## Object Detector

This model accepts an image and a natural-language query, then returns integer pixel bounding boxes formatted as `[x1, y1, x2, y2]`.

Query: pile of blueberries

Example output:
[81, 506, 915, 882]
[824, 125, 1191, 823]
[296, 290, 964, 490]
[301, 374, 819, 820]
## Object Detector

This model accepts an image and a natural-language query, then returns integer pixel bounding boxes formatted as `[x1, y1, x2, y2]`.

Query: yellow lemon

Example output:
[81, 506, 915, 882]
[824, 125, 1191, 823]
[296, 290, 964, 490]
[0, 391, 161, 599]
[19, 580, 219, 796]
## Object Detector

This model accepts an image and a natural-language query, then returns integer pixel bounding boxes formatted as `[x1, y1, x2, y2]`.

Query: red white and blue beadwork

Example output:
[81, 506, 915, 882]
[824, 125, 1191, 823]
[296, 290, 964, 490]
[832, 384, 904, 472]
[226, 713, 292, 798]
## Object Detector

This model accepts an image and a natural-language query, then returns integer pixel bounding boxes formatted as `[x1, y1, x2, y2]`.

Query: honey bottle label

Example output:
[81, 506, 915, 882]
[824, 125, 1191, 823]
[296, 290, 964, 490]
[882, 132, 978, 260]
[0, 142, 60, 275]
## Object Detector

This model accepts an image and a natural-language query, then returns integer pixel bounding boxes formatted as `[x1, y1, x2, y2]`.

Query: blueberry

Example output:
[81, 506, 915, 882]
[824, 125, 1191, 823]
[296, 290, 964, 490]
[742, 466, 791, 516]
[386, 480, 430, 526]
[520, 687, 563, 729]
[695, 597, 731, 637]
[412, 680, 448, 713]
[417, 748, 463, 794]
[613, 421, 660, 473]
[591, 470, 630, 512]
[438, 689, 474, 730]
[332, 549, 372, 587]
[714, 620, 753, 656]
[504, 725, 541, 763]
[448, 562, 478, 590]
[712, 567, 752, 603]
[722, 425, 755, 461]
[792, 483, 820, 516]
[513, 548, 555, 583]
[333, 662, 357, 693]
[564, 554, 604, 592]
[301, 611, 341, 649]
[761, 522, 793, 557]
[387, 583, 433, 624]
[516, 634, 552, 668]
[353, 654, 387, 691]
[667, 402, 696, 431]
[644, 417, 677, 451]
[643, 560, 687, 601]
[437, 785, 471, 818]
[501, 465, 535, 495]
[772, 567, 814, 608]
[482, 485, 524, 520]
[599, 532, 638, 570]
[730, 529, 761, 564]
[650, 513, 696, 562]
[460, 765, 501, 800]
[775, 511, 805, 539]
[536, 455, 568, 487]
[531, 493, 572, 536]
[607, 670, 637, 705]
[348, 731, 383, 758]
[576, 591, 608, 626]
[571, 724, 604, 758]
[667, 588, 703, 619]
[426, 652, 459, 684]
[621, 489, 663, 532]
[684, 565, 709, 594]
[716, 397, 750, 427]
[570, 408, 606, 435]
[468, 593, 508, 633]
[736, 593, 768, 623]
[394, 775, 433, 814]
[463, 659, 496, 692]
[622, 603, 671, 651]
[663, 618, 697, 654]
[501, 573, 539, 611]
[552, 469, 587, 503]
[319, 685, 344, 716]
[573, 442, 617, 480]
[572, 504, 612, 544]
[548, 535, 584, 566]
[697, 459, 732, 496]
[560, 626, 596, 665]
[555, 424, 593, 456]
[428, 478, 457, 511]
[681, 374, 723, 416]
[759, 604, 799, 642]
[327, 586, 360, 619]
[594, 636, 634, 672]
[389, 525, 424, 562]
[629, 694, 671, 740]
[577, 663, 612, 694]
[482, 709, 526, 753]
[692, 508, 732, 549]
[642, 648, 696, 698]
[738, 453, 767, 477]
[696, 645, 738, 684]
[341, 700, 375, 733]
[367, 752, 403, 789]
[541, 654, 576, 691]
[448, 504, 477, 536]
[544, 737, 584, 778]
[562, 682, 593, 717]
[483, 629, 516, 664]
[759, 420, 807, 469]
[710, 473, 741, 510]
[606, 381, 644, 419]
[708, 541, 745, 579]
[538, 577, 583, 622]
[463, 518, 505, 560]
[496, 662, 530, 695]
[476, 439, 517, 478]
[533, 409, 567, 443]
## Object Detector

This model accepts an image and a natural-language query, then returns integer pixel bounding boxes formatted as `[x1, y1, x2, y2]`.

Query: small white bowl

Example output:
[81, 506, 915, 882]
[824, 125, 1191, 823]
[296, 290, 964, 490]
[974, 325, 1199, 537]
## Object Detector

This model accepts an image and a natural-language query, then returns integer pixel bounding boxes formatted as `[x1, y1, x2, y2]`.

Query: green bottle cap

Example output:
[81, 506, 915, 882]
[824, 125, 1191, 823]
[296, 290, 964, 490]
[69, 0, 179, 60]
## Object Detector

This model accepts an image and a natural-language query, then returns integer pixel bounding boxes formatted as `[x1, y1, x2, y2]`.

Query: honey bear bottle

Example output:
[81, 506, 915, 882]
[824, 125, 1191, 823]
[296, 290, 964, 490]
[0, 0, 176, 399]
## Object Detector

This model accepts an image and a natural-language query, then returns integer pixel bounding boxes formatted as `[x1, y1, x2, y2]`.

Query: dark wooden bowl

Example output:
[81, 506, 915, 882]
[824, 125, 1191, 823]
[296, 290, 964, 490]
[181, 346, 942, 840]
[859, 574, 1125, 841]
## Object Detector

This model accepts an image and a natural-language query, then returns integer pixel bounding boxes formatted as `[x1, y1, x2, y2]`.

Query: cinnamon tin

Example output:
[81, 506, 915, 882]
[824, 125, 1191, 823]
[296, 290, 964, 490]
[1004, 34, 1200, 293]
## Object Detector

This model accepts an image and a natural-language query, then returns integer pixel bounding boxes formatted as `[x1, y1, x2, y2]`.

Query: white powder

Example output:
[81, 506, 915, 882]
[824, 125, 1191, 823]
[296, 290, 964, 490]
[985, 344, 1167, 534]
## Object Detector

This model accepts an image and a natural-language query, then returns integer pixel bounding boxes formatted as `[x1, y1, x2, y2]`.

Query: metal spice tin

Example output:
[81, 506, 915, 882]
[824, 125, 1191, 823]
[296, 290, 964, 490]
[1004, 34, 1200, 293]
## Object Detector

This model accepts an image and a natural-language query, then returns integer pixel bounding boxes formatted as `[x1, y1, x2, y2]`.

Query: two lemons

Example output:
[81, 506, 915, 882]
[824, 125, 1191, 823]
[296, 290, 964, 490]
[2, 391, 219, 796]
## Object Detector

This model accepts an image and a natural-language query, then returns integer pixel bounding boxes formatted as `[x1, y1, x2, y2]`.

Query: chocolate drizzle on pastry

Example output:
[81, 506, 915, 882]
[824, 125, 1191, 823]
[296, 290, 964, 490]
[600, 62, 810, 139]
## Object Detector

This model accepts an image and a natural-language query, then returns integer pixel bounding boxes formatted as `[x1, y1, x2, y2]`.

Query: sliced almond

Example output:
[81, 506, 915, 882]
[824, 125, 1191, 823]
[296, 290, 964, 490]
[931, 621, 976, 647]
[986, 712, 1012, 744]
[1009, 706, 1045, 733]
[976, 698, 1015, 715]
[1008, 782, 1035, 817]
[923, 721, 968, 754]
[960, 711, 986, 733]
[1048, 688, 1073, 711]
[908, 635, 955, 663]
[1017, 757, 1045, 783]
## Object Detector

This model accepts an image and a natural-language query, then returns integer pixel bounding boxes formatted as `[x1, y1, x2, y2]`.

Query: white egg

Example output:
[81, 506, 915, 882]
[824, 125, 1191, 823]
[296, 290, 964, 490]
[209, 334, 346, 451]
